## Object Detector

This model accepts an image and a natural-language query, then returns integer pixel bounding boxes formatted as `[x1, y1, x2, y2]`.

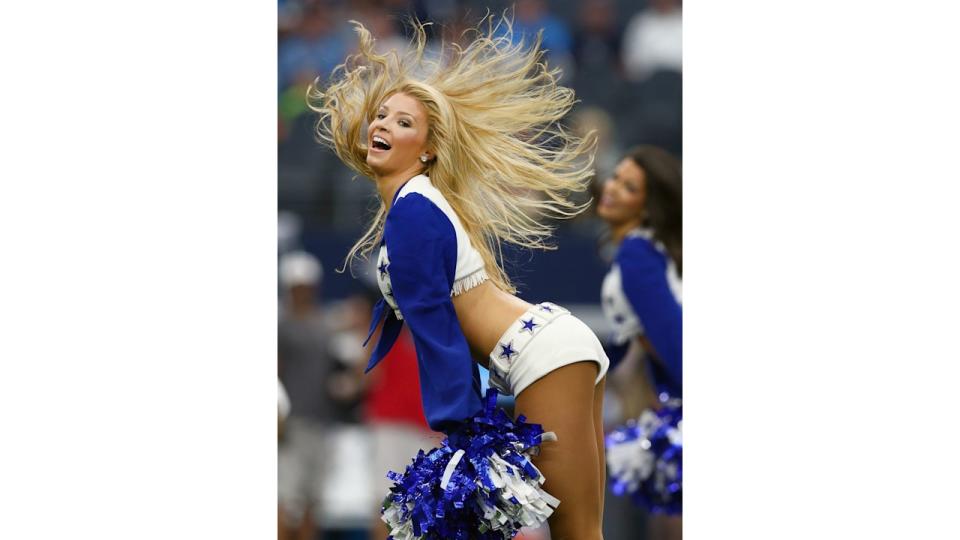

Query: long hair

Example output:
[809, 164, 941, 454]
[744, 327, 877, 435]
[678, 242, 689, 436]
[625, 145, 682, 275]
[307, 15, 597, 293]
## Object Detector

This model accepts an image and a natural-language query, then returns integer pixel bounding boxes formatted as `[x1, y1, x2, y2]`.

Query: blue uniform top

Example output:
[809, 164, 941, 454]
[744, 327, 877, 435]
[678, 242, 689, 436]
[601, 229, 682, 396]
[363, 175, 489, 431]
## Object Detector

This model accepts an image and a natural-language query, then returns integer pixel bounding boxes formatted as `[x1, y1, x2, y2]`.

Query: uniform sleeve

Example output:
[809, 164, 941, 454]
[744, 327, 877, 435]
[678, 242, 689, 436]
[617, 236, 683, 390]
[384, 193, 483, 432]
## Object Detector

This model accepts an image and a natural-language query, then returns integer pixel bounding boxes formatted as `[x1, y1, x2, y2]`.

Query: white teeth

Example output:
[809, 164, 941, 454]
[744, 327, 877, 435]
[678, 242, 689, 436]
[372, 136, 390, 148]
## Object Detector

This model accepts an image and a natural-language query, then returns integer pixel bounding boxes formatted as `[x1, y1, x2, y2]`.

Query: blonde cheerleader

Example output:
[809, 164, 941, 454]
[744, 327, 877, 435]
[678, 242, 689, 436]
[310, 16, 607, 540]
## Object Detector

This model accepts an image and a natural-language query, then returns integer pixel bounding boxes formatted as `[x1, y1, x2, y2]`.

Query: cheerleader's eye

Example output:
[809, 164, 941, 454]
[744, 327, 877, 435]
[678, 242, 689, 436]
[376, 113, 386, 120]
[399, 119, 410, 127]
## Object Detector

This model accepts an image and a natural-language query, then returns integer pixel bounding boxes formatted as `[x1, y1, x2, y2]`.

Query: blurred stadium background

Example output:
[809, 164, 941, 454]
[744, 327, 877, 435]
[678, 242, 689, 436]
[277, 0, 681, 538]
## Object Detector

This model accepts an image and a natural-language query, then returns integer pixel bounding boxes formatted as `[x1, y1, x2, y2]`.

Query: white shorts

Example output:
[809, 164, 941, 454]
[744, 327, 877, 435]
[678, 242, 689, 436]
[487, 302, 609, 397]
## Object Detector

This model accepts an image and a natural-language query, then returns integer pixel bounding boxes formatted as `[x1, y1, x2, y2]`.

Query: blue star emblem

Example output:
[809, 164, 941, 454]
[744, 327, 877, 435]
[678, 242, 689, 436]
[377, 261, 389, 277]
[520, 318, 538, 333]
[499, 341, 517, 360]
[539, 304, 554, 313]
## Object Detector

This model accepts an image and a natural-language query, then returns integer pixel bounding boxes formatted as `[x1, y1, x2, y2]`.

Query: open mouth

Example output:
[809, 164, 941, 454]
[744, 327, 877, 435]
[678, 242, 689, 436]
[371, 135, 392, 151]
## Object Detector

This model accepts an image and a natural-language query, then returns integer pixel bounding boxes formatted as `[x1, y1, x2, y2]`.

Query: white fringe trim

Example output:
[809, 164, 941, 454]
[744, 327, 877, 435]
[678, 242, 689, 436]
[450, 268, 489, 296]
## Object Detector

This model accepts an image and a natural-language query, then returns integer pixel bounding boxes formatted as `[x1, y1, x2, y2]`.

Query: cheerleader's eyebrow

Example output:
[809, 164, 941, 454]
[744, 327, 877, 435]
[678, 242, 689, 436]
[378, 105, 416, 123]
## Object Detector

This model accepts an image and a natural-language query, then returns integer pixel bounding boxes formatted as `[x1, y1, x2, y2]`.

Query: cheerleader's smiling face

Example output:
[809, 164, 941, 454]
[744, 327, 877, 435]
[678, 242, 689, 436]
[366, 92, 433, 178]
[598, 158, 647, 226]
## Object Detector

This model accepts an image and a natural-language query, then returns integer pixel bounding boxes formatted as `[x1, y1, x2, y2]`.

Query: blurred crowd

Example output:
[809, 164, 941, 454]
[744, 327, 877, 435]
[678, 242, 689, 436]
[277, 1, 681, 538]
[279, 0, 681, 232]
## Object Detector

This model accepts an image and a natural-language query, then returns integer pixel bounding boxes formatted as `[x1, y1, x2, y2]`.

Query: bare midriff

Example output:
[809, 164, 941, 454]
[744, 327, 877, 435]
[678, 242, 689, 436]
[451, 280, 532, 368]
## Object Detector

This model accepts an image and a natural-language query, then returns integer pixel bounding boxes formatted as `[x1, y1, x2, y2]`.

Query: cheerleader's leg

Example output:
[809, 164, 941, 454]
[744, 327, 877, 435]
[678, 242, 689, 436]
[650, 513, 683, 540]
[514, 360, 605, 540]
[594, 374, 607, 514]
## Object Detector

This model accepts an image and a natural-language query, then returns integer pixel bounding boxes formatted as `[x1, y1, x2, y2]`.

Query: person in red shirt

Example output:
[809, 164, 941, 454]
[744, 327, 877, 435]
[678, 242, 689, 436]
[352, 289, 439, 540]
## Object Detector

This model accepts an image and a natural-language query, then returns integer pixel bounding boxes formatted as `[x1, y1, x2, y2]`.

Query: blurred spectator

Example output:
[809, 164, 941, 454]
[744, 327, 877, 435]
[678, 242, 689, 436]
[278, 1, 350, 92]
[278, 80, 313, 142]
[573, 0, 621, 67]
[498, 0, 575, 81]
[571, 0, 623, 109]
[571, 106, 622, 182]
[277, 250, 335, 540]
[363, 324, 439, 540]
[278, 0, 303, 37]
[616, 68, 683, 157]
[320, 291, 378, 535]
[622, 0, 682, 82]
[324, 294, 372, 423]
[353, 4, 409, 56]
[436, 7, 473, 47]
[277, 211, 303, 257]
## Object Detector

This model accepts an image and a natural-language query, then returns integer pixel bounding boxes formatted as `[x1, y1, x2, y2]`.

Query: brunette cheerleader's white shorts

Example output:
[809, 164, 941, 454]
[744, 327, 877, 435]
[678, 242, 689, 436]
[487, 302, 609, 397]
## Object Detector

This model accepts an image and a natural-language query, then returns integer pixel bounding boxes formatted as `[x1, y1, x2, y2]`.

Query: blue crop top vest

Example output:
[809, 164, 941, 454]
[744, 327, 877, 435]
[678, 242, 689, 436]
[362, 175, 489, 431]
[601, 229, 683, 396]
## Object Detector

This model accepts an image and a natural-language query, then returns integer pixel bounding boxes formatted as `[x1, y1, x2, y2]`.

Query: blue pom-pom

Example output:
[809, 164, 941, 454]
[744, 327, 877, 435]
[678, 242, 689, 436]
[381, 388, 559, 539]
[605, 397, 682, 515]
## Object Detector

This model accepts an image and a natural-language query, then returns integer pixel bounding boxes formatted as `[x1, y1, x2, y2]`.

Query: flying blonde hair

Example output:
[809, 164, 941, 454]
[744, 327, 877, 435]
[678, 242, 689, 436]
[308, 15, 596, 293]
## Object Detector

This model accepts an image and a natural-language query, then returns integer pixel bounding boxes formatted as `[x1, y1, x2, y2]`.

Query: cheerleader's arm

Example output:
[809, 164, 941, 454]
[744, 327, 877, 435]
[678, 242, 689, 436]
[385, 192, 483, 432]
[618, 236, 683, 389]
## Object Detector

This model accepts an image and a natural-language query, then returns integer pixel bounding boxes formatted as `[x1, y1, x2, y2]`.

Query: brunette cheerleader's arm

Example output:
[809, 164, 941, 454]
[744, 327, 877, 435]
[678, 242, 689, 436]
[618, 236, 683, 390]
